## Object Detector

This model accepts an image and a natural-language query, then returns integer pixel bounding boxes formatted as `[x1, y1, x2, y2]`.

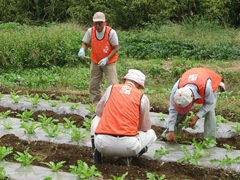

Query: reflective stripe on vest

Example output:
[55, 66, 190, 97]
[179, 68, 222, 104]
[90, 26, 118, 64]
[95, 84, 143, 136]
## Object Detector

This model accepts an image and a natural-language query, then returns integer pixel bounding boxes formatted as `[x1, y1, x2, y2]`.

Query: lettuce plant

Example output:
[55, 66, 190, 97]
[0, 146, 13, 161]
[20, 122, 41, 134]
[56, 95, 69, 103]
[223, 143, 236, 151]
[14, 147, 40, 166]
[41, 122, 62, 138]
[69, 160, 101, 179]
[42, 93, 55, 100]
[154, 147, 175, 158]
[38, 113, 59, 126]
[210, 155, 240, 169]
[85, 103, 96, 114]
[41, 161, 66, 172]
[25, 94, 42, 106]
[64, 125, 88, 141]
[48, 100, 59, 107]
[10, 94, 24, 103]
[0, 110, 14, 119]
[60, 117, 75, 129]
[158, 112, 166, 122]
[0, 121, 16, 129]
[83, 117, 92, 131]
[0, 166, 10, 180]
[110, 172, 128, 180]
[146, 172, 165, 180]
[16, 110, 34, 122]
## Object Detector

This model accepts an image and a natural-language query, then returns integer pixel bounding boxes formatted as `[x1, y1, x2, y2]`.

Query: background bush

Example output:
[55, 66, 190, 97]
[0, 0, 238, 29]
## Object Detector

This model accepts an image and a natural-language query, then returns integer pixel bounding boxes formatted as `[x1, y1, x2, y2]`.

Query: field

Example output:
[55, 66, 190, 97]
[0, 21, 240, 179]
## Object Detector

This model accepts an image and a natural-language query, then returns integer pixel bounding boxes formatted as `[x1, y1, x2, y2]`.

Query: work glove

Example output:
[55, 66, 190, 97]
[98, 57, 108, 66]
[78, 48, 85, 58]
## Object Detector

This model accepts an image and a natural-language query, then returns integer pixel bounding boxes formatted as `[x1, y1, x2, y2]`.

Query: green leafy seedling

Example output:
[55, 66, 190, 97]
[16, 110, 34, 122]
[38, 113, 59, 126]
[25, 94, 42, 106]
[20, 122, 41, 134]
[69, 103, 80, 110]
[202, 137, 217, 149]
[69, 160, 102, 179]
[14, 147, 40, 166]
[231, 122, 240, 134]
[10, 90, 22, 96]
[158, 112, 166, 122]
[0, 166, 10, 180]
[48, 100, 59, 107]
[146, 172, 165, 180]
[10, 94, 24, 103]
[42, 93, 55, 100]
[154, 147, 175, 158]
[216, 115, 228, 124]
[64, 125, 88, 141]
[83, 116, 93, 131]
[41, 161, 66, 172]
[0, 121, 16, 129]
[110, 172, 128, 180]
[85, 103, 96, 114]
[223, 143, 236, 151]
[0, 110, 14, 119]
[25, 91, 33, 98]
[60, 117, 75, 129]
[41, 122, 62, 138]
[56, 95, 69, 103]
[0, 146, 13, 161]
[210, 155, 240, 169]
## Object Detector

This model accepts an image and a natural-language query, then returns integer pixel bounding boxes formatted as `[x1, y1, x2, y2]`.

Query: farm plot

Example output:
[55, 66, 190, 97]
[0, 92, 240, 180]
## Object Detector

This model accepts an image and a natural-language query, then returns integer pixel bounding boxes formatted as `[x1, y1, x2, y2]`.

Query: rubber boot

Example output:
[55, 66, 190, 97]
[120, 157, 133, 166]
[91, 136, 103, 164]
[135, 146, 148, 157]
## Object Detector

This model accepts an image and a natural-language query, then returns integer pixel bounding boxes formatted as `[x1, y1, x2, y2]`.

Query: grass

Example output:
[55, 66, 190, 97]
[0, 21, 240, 121]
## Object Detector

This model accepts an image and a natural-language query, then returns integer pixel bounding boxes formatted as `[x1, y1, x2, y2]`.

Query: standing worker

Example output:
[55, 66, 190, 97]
[161, 67, 225, 144]
[78, 12, 119, 107]
[91, 69, 157, 166]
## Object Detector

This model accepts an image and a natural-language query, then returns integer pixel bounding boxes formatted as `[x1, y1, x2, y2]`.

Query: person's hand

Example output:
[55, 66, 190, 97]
[165, 131, 176, 143]
[98, 57, 108, 66]
[78, 48, 85, 58]
[186, 115, 199, 128]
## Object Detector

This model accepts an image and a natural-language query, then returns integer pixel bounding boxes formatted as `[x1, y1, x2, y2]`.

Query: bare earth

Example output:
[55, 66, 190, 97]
[0, 87, 240, 180]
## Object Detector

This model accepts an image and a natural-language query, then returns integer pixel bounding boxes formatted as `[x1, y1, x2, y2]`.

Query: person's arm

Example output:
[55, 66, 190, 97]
[196, 79, 215, 119]
[78, 28, 91, 57]
[95, 85, 113, 117]
[138, 95, 151, 132]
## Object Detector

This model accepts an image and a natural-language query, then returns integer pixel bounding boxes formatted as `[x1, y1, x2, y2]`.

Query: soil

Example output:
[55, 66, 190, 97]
[0, 87, 240, 180]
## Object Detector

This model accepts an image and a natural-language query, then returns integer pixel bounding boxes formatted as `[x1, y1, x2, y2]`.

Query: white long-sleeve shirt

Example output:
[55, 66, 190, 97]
[168, 79, 215, 131]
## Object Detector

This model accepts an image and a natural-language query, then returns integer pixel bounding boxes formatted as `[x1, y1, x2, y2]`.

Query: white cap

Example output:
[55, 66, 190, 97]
[174, 87, 193, 114]
[121, 69, 145, 89]
[93, 12, 105, 22]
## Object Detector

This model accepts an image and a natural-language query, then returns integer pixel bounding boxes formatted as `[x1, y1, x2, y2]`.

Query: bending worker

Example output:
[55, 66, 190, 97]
[91, 69, 157, 166]
[78, 12, 119, 107]
[162, 67, 225, 143]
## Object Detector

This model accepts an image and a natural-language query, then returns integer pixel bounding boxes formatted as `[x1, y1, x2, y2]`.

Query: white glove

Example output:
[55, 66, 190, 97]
[78, 48, 85, 58]
[98, 57, 108, 66]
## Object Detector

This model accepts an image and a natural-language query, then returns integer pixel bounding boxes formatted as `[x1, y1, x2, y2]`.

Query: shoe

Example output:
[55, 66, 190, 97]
[135, 146, 148, 157]
[93, 148, 103, 164]
[120, 157, 133, 166]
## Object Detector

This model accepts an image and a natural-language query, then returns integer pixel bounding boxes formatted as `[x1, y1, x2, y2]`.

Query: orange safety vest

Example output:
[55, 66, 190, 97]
[95, 84, 143, 136]
[178, 68, 222, 104]
[90, 26, 118, 64]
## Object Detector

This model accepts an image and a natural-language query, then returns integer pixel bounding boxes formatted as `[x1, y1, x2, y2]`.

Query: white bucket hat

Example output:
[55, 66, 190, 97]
[121, 69, 145, 89]
[174, 87, 193, 114]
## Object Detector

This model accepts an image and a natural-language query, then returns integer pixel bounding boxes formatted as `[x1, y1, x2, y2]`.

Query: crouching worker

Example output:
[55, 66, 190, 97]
[90, 69, 157, 166]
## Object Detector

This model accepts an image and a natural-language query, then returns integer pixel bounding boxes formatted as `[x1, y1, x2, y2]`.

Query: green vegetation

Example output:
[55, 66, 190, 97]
[14, 147, 40, 166]
[41, 161, 66, 172]
[0, 146, 13, 161]
[41, 122, 62, 138]
[0, 166, 10, 180]
[16, 110, 34, 122]
[210, 155, 240, 169]
[69, 160, 101, 179]
[0, 110, 14, 119]
[38, 113, 59, 126]
[20, 122, 41, 134]
[64, 125, 88, 141]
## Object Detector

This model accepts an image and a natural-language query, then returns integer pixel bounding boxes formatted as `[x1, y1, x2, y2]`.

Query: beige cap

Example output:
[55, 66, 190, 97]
[174, 87, 193, 114]
[121, 69, 146, 89]
[93, 12, 105, 22]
